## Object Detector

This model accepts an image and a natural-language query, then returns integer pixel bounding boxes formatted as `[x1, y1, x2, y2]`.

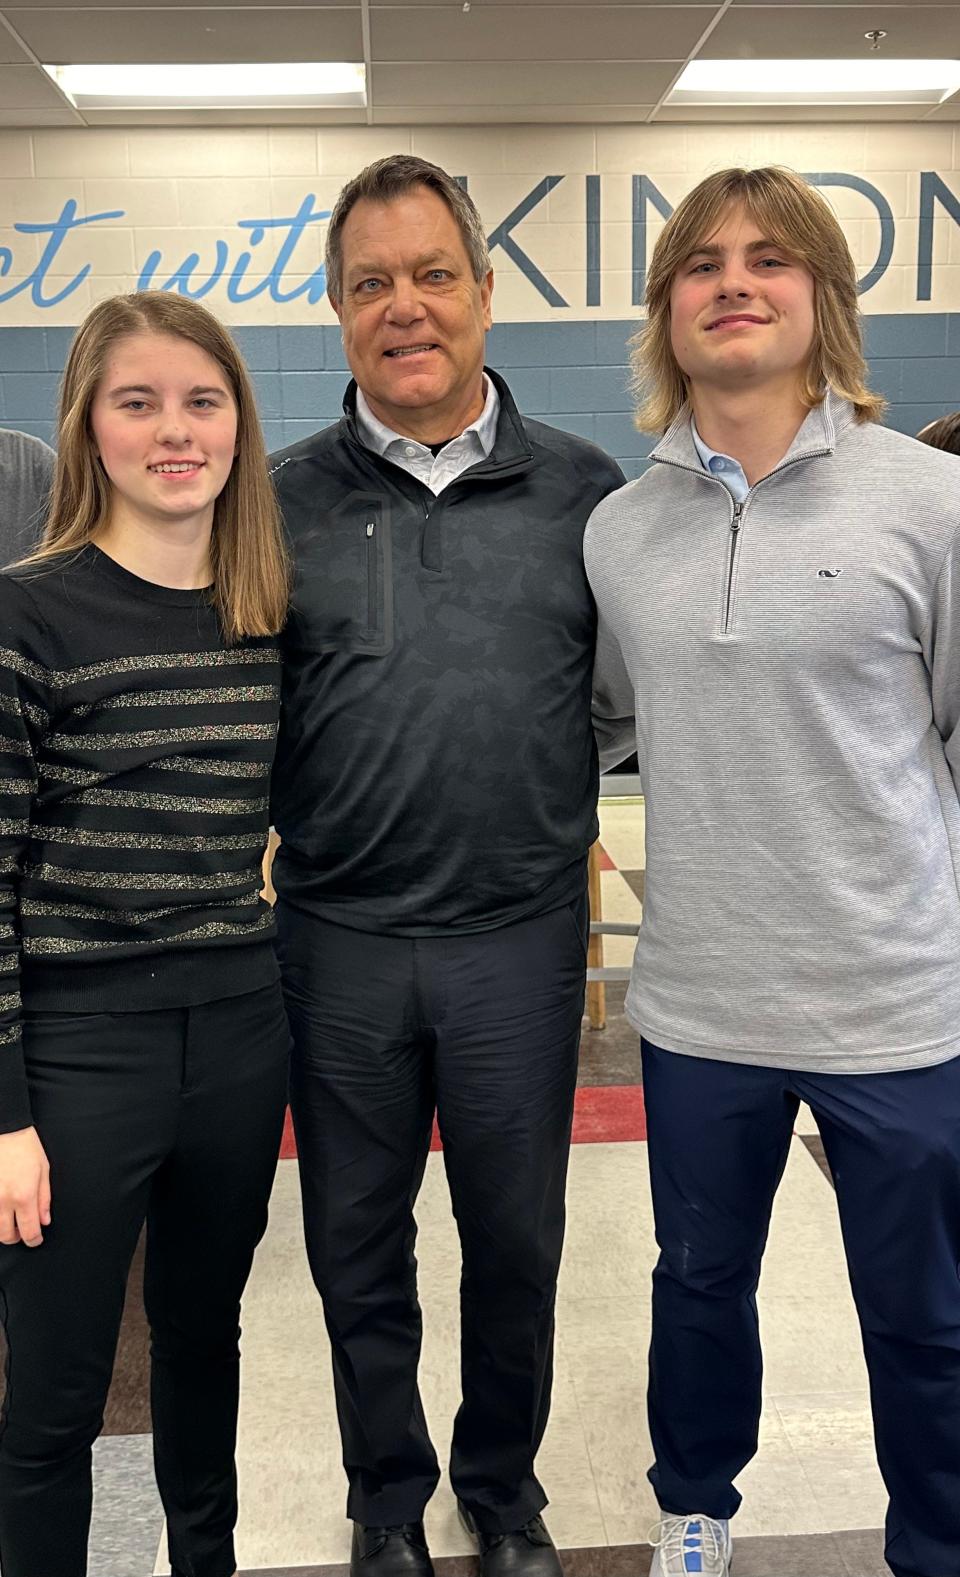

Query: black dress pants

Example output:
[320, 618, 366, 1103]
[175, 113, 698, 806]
[276, 894, 587, 1537]
[0, 983, 290, 1577]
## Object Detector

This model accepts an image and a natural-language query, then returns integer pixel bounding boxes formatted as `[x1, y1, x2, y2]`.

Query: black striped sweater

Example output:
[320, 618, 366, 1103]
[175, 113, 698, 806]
[0, 544, 281, 1131]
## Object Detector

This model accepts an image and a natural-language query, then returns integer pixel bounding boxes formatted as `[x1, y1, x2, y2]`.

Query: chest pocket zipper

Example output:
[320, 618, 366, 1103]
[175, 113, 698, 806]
[291, 495, 392, 656]
[365, 520, 378, 628]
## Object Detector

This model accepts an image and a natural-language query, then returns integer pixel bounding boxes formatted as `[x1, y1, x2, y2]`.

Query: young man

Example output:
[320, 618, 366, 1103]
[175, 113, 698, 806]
[269, 156, 623, 1577]
[585, 167, 960, 1577]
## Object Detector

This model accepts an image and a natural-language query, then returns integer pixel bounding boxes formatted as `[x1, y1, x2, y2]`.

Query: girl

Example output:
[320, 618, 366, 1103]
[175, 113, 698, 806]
[0, 291, 290, 1577]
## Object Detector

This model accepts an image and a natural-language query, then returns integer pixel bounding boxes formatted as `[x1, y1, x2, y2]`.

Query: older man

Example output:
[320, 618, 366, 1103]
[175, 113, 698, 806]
[269, 155, 622, 1577]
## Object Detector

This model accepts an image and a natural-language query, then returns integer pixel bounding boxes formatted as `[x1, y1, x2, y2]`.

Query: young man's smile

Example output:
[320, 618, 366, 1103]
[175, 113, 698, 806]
[669, 205, 815, 395]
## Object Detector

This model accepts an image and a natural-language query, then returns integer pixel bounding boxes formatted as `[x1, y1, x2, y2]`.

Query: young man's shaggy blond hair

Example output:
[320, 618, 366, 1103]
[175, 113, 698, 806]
[632, 166, 886, 435]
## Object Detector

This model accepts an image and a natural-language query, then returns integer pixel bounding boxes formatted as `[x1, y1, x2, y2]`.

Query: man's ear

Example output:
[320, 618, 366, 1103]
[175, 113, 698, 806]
[481, 269, 494, 332]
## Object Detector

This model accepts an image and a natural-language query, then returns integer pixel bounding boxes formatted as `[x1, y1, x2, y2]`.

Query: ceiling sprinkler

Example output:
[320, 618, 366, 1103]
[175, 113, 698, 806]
[864, 29, 887, 50]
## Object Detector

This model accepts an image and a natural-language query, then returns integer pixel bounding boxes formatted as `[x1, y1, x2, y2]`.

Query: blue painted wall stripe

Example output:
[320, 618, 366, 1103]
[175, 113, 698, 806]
[3, 317, 960, 481]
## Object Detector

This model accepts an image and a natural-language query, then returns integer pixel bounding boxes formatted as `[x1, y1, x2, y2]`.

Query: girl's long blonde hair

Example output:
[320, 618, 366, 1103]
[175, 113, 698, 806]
[24, 291, 289, 640]
[632, 166, 886, 435]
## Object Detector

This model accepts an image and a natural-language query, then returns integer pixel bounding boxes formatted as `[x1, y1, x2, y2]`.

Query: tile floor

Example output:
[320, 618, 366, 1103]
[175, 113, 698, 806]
[76, 798, 889, 1575]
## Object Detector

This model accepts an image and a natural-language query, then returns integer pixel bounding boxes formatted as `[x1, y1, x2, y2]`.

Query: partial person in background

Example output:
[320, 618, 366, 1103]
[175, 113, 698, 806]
[587, 166, 960, 1577]
[0, 291, 290, 1577]
[0, 427, 56, 562]
[917, 410, 960, 455]
[270, 154, 623, 1577]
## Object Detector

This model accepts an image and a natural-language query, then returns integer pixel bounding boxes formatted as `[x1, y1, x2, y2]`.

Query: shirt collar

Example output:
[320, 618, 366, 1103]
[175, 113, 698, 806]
[355, 376, 500, 461]
[689, 417, 750, 502]
[690, 417, 738, 474]
[655, 389, 852, 477]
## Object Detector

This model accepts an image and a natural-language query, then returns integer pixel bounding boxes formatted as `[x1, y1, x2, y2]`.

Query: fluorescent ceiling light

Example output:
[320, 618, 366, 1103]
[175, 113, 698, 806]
[43, 62, 366, 108]
[668, 59, 960, 106]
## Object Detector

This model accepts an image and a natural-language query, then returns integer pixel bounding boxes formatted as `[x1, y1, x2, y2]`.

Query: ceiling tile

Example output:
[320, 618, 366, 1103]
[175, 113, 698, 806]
[373, 0, 687, 5]
[0, 27, 31, 65]
[81, 105, 366, 123]
[0, 63, 74, 106]
[373, 103, 660, 123]
[6, 8, 364, 62]
[730, 0, 942, 5]
[2, 0, 356, 7]
[922, 96, 960, 121]
[702, 6, 960, 59]
[372, 61, 676, 106]
[0, 107, 84, 123]
[371, 5, 709, 62]
[653, 103, 937, 122]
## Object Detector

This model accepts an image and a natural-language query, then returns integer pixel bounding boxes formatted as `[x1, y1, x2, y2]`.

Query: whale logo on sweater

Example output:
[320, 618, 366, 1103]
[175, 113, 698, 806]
[817, 568, 843, 578]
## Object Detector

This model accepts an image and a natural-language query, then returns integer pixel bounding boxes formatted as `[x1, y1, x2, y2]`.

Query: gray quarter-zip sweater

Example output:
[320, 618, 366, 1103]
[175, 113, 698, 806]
[585, 391, 960, 1074]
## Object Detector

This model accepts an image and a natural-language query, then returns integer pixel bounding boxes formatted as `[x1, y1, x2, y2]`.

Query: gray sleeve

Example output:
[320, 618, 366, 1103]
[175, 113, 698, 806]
[592, 611, 637, 774]
[0, 432, 56, 565]
[584, 497, 638, 774]
[26, 441, 55, 544]
[924, 521, 960, 792]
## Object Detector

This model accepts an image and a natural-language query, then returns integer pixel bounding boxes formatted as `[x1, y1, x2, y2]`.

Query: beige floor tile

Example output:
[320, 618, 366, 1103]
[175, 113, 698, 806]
[597, 800, 646, 873]
[182, 1110, 881, 1567]
[557, 1305, 651, 1387]
[220, 1154, 607, 1567]
[226, 1163, 351, 1571]
[595, 869, 642, 968]
[575, 1387, 659, 1545]
[528, 1349, 608, 1549]
[732, 1409, 831, 1538]
[559, 1143, 654, 1303]
[773, 1394, 887, 1530]
[559, 1306, 836, 1542]
[559, 1300, 658, 1544]
[760, 1142, 851, 1298]
[792, 1101, 818, 1135]
[760, 1295, 869, 1400]
[405, 1156, 465, 1308]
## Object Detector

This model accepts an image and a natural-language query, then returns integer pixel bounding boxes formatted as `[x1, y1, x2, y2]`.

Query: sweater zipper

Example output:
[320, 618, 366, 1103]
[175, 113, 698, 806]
[652, 445, 833, 638]
[723, 499, 744, 635]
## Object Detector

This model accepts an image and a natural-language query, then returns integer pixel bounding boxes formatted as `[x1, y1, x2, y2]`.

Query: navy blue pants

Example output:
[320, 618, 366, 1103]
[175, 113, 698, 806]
[641, 1040, 960, 1577]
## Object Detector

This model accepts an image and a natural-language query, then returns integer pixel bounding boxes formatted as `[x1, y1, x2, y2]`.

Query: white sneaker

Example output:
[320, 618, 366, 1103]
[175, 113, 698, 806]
[649, 1514, 732, 1576]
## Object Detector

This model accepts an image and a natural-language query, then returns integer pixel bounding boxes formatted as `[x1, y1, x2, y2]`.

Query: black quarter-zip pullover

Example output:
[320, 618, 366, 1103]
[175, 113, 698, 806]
[269, 370, 625, 935]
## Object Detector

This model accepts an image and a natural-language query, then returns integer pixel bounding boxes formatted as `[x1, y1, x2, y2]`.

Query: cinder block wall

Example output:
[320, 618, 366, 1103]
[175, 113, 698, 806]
[2, 123, 959, 474]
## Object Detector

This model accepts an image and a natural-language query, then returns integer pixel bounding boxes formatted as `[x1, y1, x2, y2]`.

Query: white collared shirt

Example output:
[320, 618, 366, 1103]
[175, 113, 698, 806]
[355, 377, 500, 496]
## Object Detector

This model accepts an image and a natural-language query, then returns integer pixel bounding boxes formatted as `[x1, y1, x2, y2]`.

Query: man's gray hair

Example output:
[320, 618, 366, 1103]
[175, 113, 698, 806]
[324, 154, 492, 305]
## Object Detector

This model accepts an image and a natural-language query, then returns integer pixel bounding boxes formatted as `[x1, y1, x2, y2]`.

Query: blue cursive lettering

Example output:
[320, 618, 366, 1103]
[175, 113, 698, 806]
[0, 200, 125, 308]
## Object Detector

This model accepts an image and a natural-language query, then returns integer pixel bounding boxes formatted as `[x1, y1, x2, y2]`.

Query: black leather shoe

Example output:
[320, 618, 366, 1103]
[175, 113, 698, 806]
[350, 1521, 434, 1577]
[457, 1502, 563, 1577]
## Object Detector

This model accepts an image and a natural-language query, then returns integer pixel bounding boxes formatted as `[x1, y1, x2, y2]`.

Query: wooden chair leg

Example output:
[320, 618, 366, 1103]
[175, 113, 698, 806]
[586, 840, 606, 1030]
[261, 828, 279, 904]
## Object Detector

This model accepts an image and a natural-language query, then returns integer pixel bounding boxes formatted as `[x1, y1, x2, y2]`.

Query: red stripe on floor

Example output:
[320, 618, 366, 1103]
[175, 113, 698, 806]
[595, 843, 616, 871]
[280, 1084, 645, 1161]
[572, 1083, 646, 1143]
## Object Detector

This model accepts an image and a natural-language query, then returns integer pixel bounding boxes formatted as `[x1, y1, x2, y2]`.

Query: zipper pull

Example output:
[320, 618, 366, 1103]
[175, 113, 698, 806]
[731, 501, 743, 533]
[365, 521, 375, 538]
